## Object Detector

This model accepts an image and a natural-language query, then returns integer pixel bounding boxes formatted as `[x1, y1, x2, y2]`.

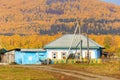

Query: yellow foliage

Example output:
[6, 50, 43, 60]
[0, 34, 62, 50]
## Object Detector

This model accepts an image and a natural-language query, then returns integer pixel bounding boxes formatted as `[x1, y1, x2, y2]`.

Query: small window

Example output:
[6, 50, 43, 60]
[76, 52, 80, 58]
[52, 52, 58, 59]
[89, 52, 91, 58]
[61, 52, 66, 59]
[78, 53, 80, 56]
[85, 52, 91, 58]
[85, 52, 87, 58]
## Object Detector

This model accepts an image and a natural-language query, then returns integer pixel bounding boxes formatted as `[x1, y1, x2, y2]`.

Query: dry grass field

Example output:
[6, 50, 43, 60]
[0, 65, 77, 80]
[0, 61, 120, 80]
[52, 61, 120, 79]
[0, 65, 56, 80]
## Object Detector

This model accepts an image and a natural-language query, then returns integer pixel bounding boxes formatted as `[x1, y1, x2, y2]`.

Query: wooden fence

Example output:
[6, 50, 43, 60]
[52, 58, 102, 64]
[102, 58, 120, 62]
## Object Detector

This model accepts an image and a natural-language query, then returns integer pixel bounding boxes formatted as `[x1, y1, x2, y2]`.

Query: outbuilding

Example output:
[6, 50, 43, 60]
[3, 49, 47, 64]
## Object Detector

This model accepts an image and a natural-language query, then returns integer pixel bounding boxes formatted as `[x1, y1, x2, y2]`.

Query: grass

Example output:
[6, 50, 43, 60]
[0, 65, 77, 80]
[0, 61, 120, 80]
[52, 61, 120, 79]
[0, 65, 56, 80]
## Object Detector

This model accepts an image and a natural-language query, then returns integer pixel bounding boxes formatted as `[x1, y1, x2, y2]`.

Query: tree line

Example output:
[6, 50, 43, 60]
[0, 34, 120, 56]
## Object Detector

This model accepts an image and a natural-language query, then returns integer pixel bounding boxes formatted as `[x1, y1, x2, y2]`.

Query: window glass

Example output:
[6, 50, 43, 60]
[89, 52, 91, 58]
[52, 52, 58, 59]
[76, 52, 80, 58]
[85, 52, 87, 58]
[61, 52, 66, 59]
[85, 52, 91, 58]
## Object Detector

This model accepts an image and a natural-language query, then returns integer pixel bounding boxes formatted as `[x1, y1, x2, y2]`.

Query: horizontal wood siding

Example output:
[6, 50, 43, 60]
[15, 51, 47, 64]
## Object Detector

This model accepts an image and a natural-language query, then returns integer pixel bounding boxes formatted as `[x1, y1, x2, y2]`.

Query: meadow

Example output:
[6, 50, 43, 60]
[52, 61, 120, 79]
[0, 65, 56, 80]
[0, 65, 77, 80]
[0, 61, 120, 80]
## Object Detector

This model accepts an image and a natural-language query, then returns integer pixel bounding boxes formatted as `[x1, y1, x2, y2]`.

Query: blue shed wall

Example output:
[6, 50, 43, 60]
[15, 51, 47, 64]
[15, 51, 22, 64]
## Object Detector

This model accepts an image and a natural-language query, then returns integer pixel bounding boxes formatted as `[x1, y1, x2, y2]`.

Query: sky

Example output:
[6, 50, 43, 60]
[102, 0, 120, 6]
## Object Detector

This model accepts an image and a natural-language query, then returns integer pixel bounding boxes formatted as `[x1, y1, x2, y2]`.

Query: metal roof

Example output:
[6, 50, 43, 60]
[20, 49, 46, 52]
[44, 34, 104, 49]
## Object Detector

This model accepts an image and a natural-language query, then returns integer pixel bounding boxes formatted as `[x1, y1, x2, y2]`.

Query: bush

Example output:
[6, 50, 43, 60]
[9, 62, 17, 65]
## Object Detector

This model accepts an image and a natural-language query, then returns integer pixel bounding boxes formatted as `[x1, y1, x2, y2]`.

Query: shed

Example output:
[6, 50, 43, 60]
[3, 49, 47, 64]
[2, 49, 20, 64]
[15, 49, 47, 64]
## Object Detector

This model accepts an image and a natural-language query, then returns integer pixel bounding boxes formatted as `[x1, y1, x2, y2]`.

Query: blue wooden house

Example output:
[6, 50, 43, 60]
[3, 49, 47, 64]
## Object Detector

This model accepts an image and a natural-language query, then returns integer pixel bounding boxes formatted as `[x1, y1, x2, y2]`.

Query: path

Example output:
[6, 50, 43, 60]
[21, 65, 119, 80]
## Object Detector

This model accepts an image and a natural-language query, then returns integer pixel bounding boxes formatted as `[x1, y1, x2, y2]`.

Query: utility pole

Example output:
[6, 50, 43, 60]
[80, 39, 83, 63]
[87, 23, 90, 64]
[79, 21, 83, 63]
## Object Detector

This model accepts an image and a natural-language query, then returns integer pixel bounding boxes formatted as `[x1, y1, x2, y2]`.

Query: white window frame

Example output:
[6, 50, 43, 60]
[52, 52, 58, 59]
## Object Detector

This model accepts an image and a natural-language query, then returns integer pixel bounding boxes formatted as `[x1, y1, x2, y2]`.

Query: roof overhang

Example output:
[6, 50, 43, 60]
[20, 49, 46, 52]
[45, 46, 104, 49]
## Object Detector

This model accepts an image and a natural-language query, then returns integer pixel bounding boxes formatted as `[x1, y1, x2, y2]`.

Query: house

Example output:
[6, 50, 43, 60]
[44, 34, 104, 60]
[3, 49, 47, 64]
[2, 34, 104, 64]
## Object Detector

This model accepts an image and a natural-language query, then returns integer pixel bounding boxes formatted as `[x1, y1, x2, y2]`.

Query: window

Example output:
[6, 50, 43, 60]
[52, 52, 58, 59]
[85, 52, 87, 58]
[61, 52, 66, 59]
[78, 52, 80, 58]
[85, 52, 91, 58]
[75, 52, 80, 59]
[89, 52, 91, 58]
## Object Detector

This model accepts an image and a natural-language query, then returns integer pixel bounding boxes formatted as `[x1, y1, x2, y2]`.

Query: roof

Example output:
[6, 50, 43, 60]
[5, 48, 46, 53]
[0, 48, 7, 54]
[20, 49, 46, 52]
[44, 34, 104, 49]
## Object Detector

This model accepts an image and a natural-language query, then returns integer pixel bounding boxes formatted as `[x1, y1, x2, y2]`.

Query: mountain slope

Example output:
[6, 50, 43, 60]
[0, 0, 120, 35]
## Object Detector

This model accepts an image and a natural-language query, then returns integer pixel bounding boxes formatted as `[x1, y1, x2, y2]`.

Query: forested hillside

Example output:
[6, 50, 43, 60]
[0, 0, 120, 35]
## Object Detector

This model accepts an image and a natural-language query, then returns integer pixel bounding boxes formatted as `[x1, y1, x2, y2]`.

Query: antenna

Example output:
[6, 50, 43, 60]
[66, 21, 79, 60]
[66, 19, 83, 63]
